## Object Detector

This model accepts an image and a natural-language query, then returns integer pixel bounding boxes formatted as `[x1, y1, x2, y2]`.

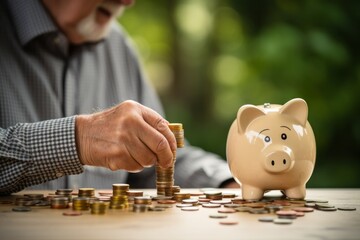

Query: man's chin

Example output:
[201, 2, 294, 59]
[75, 18, 113, 43]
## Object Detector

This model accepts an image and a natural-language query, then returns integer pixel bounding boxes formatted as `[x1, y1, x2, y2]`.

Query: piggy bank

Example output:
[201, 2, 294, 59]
[226, 98, 316, 200]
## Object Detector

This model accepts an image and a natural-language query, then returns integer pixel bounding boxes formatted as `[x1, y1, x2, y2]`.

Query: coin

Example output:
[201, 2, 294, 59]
[222, 192, 237, 198]
[176, 204, 193, 208]
[293, 207, 314, 212]
[210, 199, 232, 205]
[202, 203, 221, 208]
[224, 204, 242, 208]
[182, 199, 199, 205]
[12, 206, 31, 212]
[337, 207, 356, 211]
[273, 218, 293, 224]
[317, 207, 337, 211]
[234, 207, 252, 212]
[315, 203, 335, 208]
[276, 210, 298, 216]
[218, 208, 236, 214]
[63, 211, 82, 216]
[249, 208, 268, 214]
[258, 217, 274, 222]
[148, 206, 165, 212]
[157, 200, 176, 204]
[219, 221, 238, 225]
[181, 206, 199, 211]
[209, 214, 228, 219]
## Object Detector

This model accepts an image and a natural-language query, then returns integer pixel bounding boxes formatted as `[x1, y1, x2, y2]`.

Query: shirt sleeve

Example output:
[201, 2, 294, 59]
[0, 116, 83, 195]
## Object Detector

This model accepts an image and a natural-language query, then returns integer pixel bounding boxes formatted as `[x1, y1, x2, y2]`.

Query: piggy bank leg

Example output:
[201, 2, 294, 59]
[241, 185, 264, 200]
[284, 185, 306, 199]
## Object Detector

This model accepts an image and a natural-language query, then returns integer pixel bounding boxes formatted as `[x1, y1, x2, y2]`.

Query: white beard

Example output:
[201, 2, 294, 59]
[76, 2, 124, 42]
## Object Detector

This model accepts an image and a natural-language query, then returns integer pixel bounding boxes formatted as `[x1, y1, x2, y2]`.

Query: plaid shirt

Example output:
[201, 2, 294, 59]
[0, 0, 233, 195]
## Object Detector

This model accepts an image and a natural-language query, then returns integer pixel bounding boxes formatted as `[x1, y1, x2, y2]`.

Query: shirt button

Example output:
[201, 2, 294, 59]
[56, 172, 64, 178]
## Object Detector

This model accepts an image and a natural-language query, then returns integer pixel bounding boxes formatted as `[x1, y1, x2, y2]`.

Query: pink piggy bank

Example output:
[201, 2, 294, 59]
[226, 98, 316, 200]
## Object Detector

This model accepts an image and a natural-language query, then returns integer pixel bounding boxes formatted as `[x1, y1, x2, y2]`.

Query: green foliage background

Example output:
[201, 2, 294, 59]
[119, 0, 360, 187]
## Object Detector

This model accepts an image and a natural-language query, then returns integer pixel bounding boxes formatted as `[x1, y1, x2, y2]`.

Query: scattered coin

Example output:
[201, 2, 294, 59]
[202, 203, 221, 208]
[63, 211, 82, 216]
[293, 207, 314, 212]
[305, 203, 316, 208]
[273, 218, 293, 224]
[234, 207, 252, 212]
[315, 203, 335, 208]
[182, 199, 199, 205]
[317, 207, 337, 211]
[210, 199, 232, 205]
[337, 207, 356, 211]
[249, 208, 268, 214]
[12, 206, 31, 212]
[258, 217, 274, 222]
[276, 210, 297, 216]
[295, 212, 305, 217]
[176, 204, 193, 208]
[218, 208, 236, 214]
[148, 206, 165, 212]
[209, 214, 228, 219]
[155, 204, 173, 209]
[157, 200, 176, 204]
[224, 204, 242, 208]
[219, 220, 238, 225]
[181, 206, 199, 211]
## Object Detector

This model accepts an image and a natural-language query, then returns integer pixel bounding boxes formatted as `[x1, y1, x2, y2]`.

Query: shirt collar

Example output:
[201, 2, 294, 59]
[6, 0, 60, 46]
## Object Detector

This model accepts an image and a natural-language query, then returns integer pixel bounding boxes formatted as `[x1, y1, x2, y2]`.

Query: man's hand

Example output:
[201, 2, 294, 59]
[75, 100, 177, 172]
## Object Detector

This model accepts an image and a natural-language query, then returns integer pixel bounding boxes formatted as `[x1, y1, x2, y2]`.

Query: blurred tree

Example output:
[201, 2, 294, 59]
[119, 0, 360, 187]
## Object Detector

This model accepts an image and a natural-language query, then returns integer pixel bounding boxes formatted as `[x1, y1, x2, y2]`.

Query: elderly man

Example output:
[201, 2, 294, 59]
[0, 0, 237, 195]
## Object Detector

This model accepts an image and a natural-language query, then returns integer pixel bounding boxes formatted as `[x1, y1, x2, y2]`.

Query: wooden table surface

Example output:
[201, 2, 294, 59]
[0, 188, 359, 240]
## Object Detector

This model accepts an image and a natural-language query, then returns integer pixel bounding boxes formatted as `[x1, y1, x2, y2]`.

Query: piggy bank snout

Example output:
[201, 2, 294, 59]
[264, 148, 294, 174]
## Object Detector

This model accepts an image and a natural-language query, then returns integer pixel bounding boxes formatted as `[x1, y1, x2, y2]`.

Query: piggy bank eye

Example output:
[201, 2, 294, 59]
[281, 133, 287, 140]
[264, 136, 271, 142]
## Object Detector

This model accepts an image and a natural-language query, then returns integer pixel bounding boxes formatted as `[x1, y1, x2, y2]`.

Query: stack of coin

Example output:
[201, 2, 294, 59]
[156, 123, 185, 196]
[22, 194, 45, 206]
[156, 166, 175, 196]
[78, 188, 95, 198]
[110, 183, 130, 209]
[14, 196, 31, 206]
[204, 191, 222, 200]
[51, 197, 69, 209]
[55, 189, 73, 200]
[112, 184, 129, 196]
[168, 123, 184, 148]
[133, 204, 148, 213]
[72, 197, 90, 211]
[90, 201, 109, 215]
[126, 190, 144, 203]
[172, 186, 181, 195]
[110, 195, 129, 209]
[24, 194, 44, 200]
[134, 196, 152, 205]
[173, 193, 191, 202]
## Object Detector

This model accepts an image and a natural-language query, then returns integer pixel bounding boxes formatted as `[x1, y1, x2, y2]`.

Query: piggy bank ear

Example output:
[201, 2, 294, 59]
[279, 98, 308, 126]
[237, 105, 266, 134]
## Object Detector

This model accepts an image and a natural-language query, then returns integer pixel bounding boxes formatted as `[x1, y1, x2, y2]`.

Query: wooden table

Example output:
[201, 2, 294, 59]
[0, 189, 359, 240]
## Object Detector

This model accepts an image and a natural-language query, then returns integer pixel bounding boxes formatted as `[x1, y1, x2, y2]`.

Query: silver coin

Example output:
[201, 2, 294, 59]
[273, 218, 293, 224]
[209, 214, 228, 219]
[337, 207, 356, 211]
[317, 207, 337, 211]
[181, 206, 199, 211]
[258, 217, 274, 222]
[12, 206, 32, 212]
